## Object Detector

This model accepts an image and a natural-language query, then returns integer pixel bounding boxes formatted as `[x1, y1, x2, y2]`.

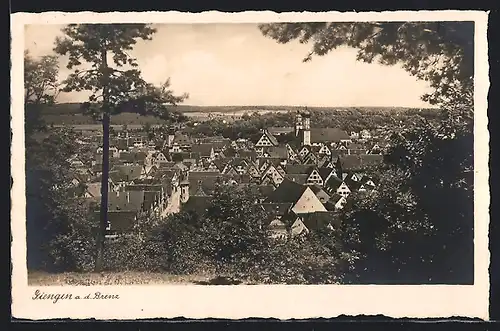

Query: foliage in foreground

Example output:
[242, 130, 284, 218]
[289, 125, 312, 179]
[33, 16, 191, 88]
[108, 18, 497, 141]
[24, 51, 98, 272]
[26, 127, 97, 272]
[338, 116, 474, 284]
[259, 21, 475, 284]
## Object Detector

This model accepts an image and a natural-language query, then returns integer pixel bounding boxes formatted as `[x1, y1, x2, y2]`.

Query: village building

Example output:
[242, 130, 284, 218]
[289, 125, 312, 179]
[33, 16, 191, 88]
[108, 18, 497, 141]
[255, 129, 279, 148]
[72, 103, 388, 243]
[265, 178, 327, 215]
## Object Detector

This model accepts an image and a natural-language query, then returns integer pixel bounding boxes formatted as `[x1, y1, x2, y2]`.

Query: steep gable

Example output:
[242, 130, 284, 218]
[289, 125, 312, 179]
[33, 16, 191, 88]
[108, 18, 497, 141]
[258, 159, 270, 172]
[324, 174, 343, 194]
[302, 151, 318, 165]
[291, 186, 327, 214]
[206, 161, 219, 172]
[318, 144, 331, 155]
[305, 168, 323, 186]
[265, 178, 307, 204]
[255, 130, 279, 147]
[274, 164, 286, 177]
[260, 170, 282, 187]
[364, 178, 376, 187]
[336, 181, 351, 197]
[261, 163, 278, 179]
[286, 143, 299, 159]
[318, 167, 335, 182]
[260, 174, 276, 187]
[247, 164, 261, 178]
[290, 218, 310, 237]
[298, 146, 310, 158]
[333, 194, 347, 210]
[320, 158, 335, 169]
[225, 166, 238, 176]
[260, 203, 294, 219]
[154, 152, 168, 164]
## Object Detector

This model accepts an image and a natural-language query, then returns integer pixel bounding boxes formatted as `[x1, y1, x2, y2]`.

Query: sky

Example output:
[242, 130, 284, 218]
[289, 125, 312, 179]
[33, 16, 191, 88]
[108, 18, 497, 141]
[24, 23, 434, 108]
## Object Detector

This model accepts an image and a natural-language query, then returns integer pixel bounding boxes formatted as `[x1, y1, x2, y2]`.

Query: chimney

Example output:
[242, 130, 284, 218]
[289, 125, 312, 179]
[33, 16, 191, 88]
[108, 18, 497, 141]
[127, 191, 130, 203]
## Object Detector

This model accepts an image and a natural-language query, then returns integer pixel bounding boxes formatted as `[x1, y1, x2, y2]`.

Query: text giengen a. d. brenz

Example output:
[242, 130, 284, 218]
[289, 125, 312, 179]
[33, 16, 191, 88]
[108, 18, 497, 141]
[32, 289, 120, 304]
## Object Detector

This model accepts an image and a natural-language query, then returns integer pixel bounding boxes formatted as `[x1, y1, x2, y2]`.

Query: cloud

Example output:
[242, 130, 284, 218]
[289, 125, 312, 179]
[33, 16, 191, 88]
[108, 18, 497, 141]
[139, 54, 170, 85]
[24, 24, 434, 108]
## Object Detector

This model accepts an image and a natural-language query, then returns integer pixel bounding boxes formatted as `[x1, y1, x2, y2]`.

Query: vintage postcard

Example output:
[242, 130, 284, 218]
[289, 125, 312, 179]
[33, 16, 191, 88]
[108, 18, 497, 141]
[11, 10, 490, 320]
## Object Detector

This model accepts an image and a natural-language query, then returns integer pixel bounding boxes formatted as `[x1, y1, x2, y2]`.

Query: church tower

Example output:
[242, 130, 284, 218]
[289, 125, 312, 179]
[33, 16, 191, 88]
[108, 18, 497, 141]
[295, 113, 303, 136]
[302, 109, 311, 146]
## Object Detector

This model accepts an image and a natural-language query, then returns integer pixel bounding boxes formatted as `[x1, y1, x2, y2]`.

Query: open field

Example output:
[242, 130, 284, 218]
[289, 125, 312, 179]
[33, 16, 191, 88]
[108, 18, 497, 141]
[39, 103, 438, 126]
[28, 271, 245, 286]
[40, 103, 432, 115]
[42, 110, 288, 127]
[51, 124, 151, 131]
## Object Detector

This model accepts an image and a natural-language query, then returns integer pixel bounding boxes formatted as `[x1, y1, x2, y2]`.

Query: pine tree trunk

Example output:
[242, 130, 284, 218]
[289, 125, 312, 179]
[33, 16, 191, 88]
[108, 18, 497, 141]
[95, 112, 110, 271]
[94, 47, 110, 272]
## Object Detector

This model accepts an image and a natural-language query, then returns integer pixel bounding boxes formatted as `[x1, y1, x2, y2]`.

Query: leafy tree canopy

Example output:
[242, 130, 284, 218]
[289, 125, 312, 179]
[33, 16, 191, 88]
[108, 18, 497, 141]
[24, 51, 60, 105]
[24, 51, 61, 135]
[54, 24, 188, 121]
[259, 22, 474, 119]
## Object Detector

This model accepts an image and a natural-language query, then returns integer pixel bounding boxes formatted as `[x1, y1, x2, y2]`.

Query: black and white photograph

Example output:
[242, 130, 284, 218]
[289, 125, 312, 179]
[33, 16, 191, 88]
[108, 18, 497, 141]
[11, 11, 489, 320]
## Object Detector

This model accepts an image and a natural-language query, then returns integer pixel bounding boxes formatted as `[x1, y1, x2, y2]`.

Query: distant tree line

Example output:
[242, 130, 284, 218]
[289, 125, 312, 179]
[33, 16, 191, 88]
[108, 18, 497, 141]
[187, 107, 445, 141]
[41, 103, 443, 133]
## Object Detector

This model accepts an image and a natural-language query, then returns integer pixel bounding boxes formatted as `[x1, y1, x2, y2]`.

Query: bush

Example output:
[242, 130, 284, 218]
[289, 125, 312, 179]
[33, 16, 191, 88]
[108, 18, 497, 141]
[146, 185, 346, 284]
[250, 233, 343, 284]
[153, 212, 214, 274]
[102, 233, 165, 271]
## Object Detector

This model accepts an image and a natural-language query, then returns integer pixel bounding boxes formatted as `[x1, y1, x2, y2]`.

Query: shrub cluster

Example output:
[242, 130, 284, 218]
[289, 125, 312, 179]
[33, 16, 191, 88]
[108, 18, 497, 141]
[90, 185, 347, 284]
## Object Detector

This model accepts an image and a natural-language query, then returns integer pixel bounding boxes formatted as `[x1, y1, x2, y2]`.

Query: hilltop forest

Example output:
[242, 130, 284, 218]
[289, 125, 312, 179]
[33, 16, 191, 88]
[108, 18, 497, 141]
[40, 102, 443, 136]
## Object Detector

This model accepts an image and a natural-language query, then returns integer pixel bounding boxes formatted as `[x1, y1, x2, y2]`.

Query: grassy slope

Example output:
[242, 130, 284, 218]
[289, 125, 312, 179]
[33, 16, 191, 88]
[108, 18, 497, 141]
[28, 270, 214, 286]
[28, 271, 259, 285]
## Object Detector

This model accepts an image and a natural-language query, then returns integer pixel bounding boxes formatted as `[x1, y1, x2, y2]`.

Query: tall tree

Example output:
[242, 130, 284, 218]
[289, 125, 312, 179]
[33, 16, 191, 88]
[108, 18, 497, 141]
[25, 51, 59, 270]
[24, 52, 95, 271]
[24, 51, 60, 135]
[54, 24, 188, 271]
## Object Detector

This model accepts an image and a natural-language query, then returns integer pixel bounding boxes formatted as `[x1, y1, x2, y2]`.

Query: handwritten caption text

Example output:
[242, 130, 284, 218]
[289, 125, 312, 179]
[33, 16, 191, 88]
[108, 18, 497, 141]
[32, 289, 120, 304]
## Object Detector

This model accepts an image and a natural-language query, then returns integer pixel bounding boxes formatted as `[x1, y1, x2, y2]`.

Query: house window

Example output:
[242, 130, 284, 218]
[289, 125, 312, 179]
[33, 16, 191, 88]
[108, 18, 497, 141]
[106, 221, 111, 231]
